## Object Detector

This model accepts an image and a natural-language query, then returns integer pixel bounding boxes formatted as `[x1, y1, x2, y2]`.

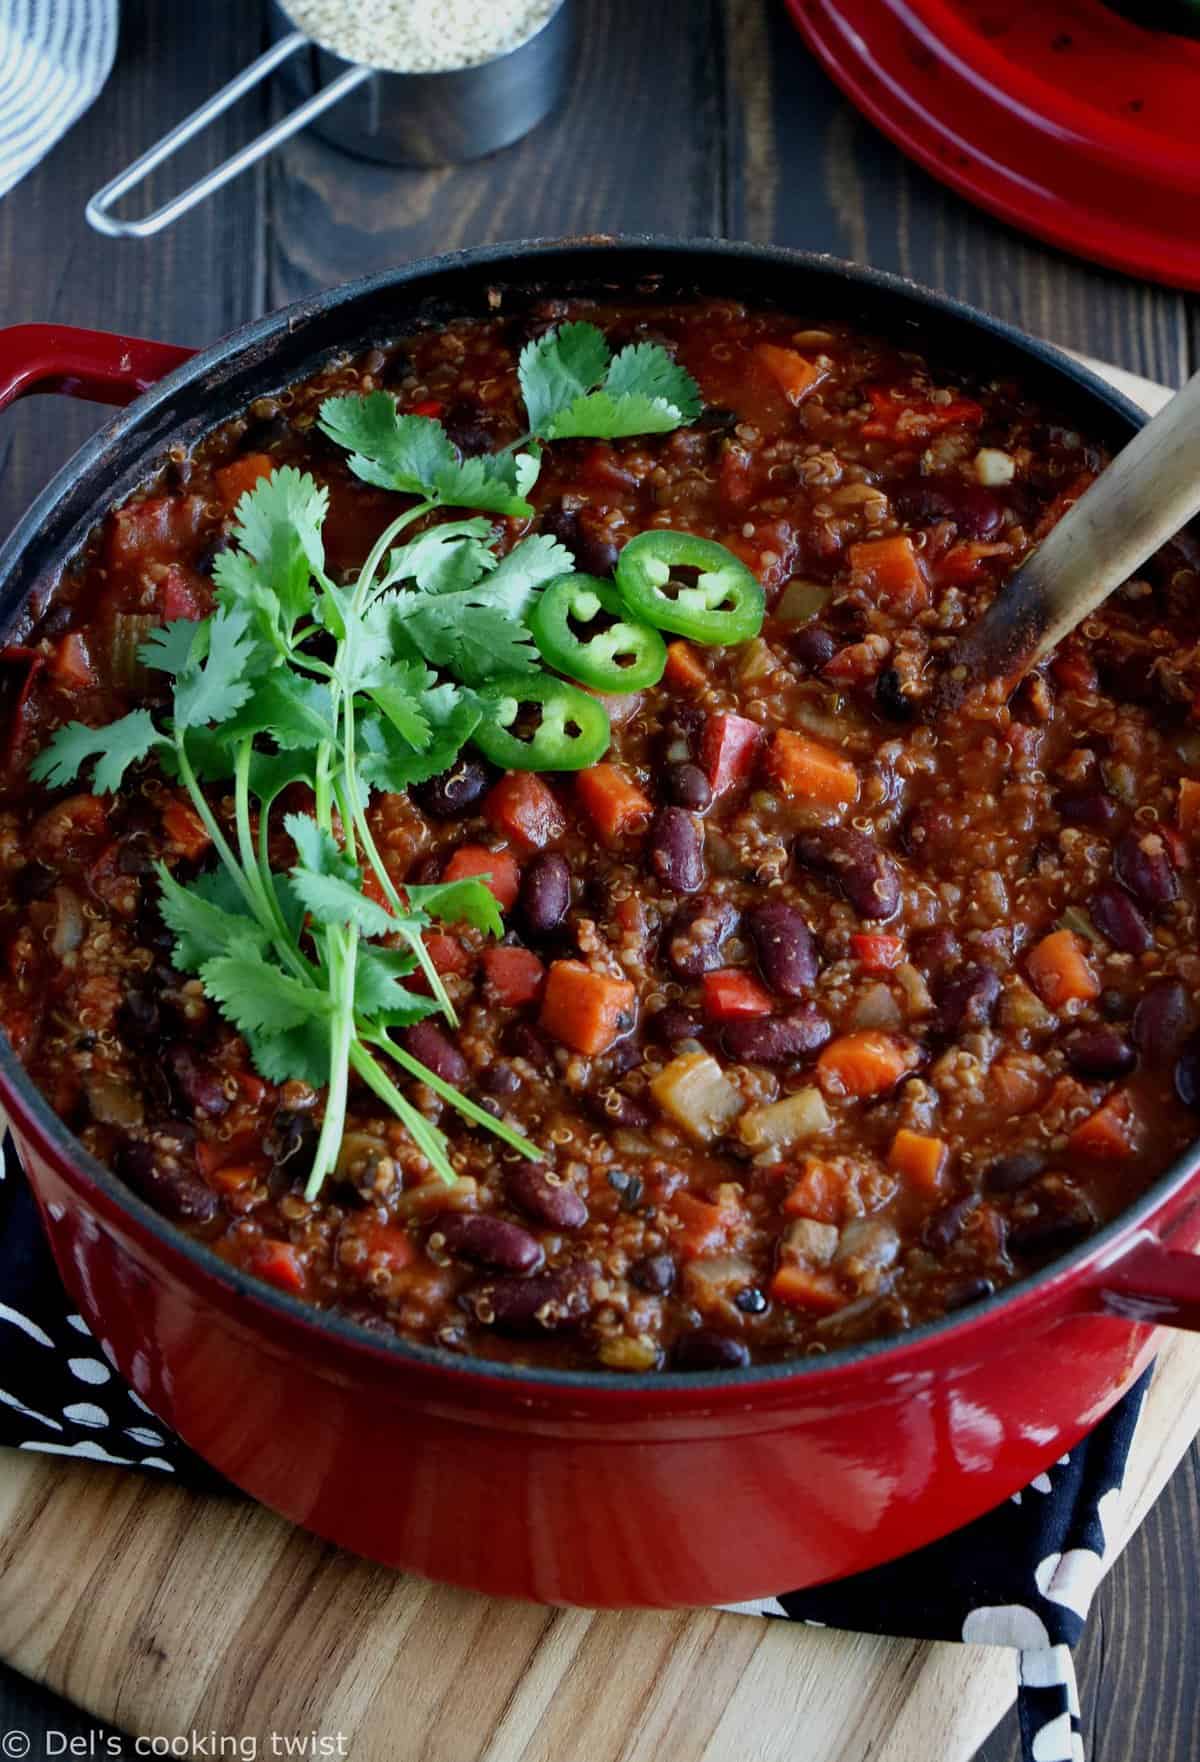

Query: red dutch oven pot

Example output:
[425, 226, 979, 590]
[3, 239, 1200, 1609]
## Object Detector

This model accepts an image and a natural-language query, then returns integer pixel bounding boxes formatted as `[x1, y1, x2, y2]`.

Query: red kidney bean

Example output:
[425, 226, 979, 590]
[890, 475, 1005, 539]
[789, 625, 838, 672]
[794, 827, 900, 921]
[910, 926, 962, 977]
[1062, 1027, 1135, 1079]
[584, 1087, 654, 1129]
[665, 762, 713, 811]
[746, 901, 819, 996]
[167, 1043, 230, 1118]
[723, 1005, 831, 1064]
[400, 1022, 469, 1087]
[413, 756, 492, 819]
[470, 1260, 599, 1332]
[1112, 829, 1180, 912]
[479, 1062, 521, 1096]
[519, 852, 571, 938]
[630, 1253, 676, 1293]
[1055, 789, 1118, 829]
[672, 1330, 751, 1371]
[432, 1212, 544, 1275]
[507, 1162, 588, 1229]
[1132, 978, 1192, 1067]
[1089, 881, 1152, 953]
[984, 1148, 1048, 1193]
[666, 895, 740, 978]
[937, 963, 1001, 1037]
[116, 1138, 218, 1225]
[650, 1004, 705, 1043]
[649, 808, 706, 893]
[505, 1021, 555, 1068]
[1175, 1036, 1200, 1109]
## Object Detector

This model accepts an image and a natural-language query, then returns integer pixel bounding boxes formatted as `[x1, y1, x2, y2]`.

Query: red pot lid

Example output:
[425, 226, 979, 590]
[786, 0, 1200, 289]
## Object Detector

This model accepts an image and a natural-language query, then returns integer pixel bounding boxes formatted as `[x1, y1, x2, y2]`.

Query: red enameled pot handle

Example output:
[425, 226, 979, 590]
[1096, 1239, 1200, 1331]
[0, 323, 195, 413]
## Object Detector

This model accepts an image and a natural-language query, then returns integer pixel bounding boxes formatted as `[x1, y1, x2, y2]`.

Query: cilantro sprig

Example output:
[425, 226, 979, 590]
[30, 321, 701, 1201]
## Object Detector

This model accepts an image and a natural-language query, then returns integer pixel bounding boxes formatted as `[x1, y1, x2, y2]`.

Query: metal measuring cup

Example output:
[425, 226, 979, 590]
[86, 0, 575, 239]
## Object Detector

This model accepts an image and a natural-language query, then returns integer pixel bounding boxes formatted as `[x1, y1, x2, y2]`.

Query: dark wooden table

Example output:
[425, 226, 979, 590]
[1, 3, 1197, 1756]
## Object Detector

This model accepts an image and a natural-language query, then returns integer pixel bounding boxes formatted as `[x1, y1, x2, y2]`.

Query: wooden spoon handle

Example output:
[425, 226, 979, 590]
[937, 369, 1200, 711]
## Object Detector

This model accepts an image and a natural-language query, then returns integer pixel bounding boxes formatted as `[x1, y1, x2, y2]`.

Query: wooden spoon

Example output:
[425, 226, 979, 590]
[934, 369, 1200, 714]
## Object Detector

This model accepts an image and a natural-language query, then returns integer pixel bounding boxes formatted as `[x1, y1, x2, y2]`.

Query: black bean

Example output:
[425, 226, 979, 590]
[723, 1006, 831, 1065]
[734, 1286, 768, 1315]
[696, 406, 739, 434]
[937, 963, 1001, 1037]
[166, 1044, 230, 1118]
[507, 1162, 588, 1229]
[1055, 789, 1119, 829]
[115, 1138, 218, 1225]
[746, 901, 819, 996]
[922, 1197, 979, 1255]
[432, 1213, 544, 1275]
[471, 1260, 598, 1332]
[649, 808, 706, 894]
[650, 1004, 704, 1043]
[1089, 881, 1153, 953]
[573, 510, 621, 578]
[440, 401, 492, 456]
[630, 1253, 676, 1293]
[412, 756, 492, 819]
[666, 895, 740, 978]
[13, 859, 55, 902]
[1062, 1027, 1135, 1079]
[119, 985, 161, 1047]
[1175, 1036, 1200, 1110]
[794, 827, 900, 921]
[984, 1148, 1048, 1193]
[400, 1022, 469, 1087]
[1132, 978, 1192, 1067]
[1113, 829, 1180, 913]
[672, 1330, 751, 1371]
[1100, 988, 1131, 1021]
[789, 624, 838, 672]
[943, 1276, 996, 1312]
[519, 852, 571, 938]
[875, 667, 916, 722]
[665, 762, 713, 811]
[1007, 1214, 1094, 1262]
[269, 1108, 318, 1171]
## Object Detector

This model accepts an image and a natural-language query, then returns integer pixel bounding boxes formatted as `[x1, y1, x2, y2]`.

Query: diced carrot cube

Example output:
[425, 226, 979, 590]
[769, 1263, 846, 1314]
[484, 772, 565, 855]
[48, 633, 96, 691]
[161, 796, 212, 861]
[702, 968, 775, 1021]
[1069, 1090, 1140, 1160]
[576, 763, 653, 844]
[1179, 779, 1200, 838]
[755, 344, 826, 405]
[664, 640, 708, 693]
[700, 712, 763, 796]
[356, 1219, 418, 1271]
[888, 1129, 949, 1195]
[673, 1190, 737, 1260]
[215, 453, 274, 511]
[817, 1032, 920, 1098]
[765, 728, 859, 806]
[1026, 929, 1100, 1009]
[783, 1159, 847, 1224]
[248, 1239, 307, 1296]
[480, 945, 546, 1009]
[850, 932, 904, 973]
[442, 845, 520, 911]
[540, 959, 637, 1056]
[849, 536, 928, 614]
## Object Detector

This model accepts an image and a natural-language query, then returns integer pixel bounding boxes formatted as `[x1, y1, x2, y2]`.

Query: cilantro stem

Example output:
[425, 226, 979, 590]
[305, 926, 358, 1200]
[361, 1027, 540, 1161]
[174, 733, 268, 928]
[347, 1038, 456, 1183]
[354, 503, 434, 615]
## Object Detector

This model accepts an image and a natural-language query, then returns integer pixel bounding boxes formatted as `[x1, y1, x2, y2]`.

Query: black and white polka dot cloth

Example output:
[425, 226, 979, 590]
[1, 1149, 1147, 1762]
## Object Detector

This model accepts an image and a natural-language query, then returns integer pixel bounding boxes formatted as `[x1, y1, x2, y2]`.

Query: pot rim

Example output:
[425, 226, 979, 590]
[1, 232, 1185, 1400]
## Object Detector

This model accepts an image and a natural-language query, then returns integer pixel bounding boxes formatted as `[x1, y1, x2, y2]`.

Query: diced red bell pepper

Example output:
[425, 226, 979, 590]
[700, 712, 763, 797]
[673, 1189, 744, 1260]
[702, 968, 775, 1021]
[48, 633, 96, 691]
[107, 495, 207, 572]
[1051, 649, 1099, 696]
[247, 1239, 307, 1295]
[861, 387, 984, 440]
[484, 772, 566, 855]
[356, 1219, 417, 1271]
[159, 564, 211, 622]
[850, 932, 904, 973]
[236, 1070, 273, 1108]
[480, 945, 546, 1008]
[937, 542, 1011, 588]
[718, 443, 756, 512]
[412, 399, 444, 419]
[161, 796, 212, 861]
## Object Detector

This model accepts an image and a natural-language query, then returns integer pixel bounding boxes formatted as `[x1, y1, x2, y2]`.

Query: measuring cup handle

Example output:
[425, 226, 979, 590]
[86, 32, 372, 240]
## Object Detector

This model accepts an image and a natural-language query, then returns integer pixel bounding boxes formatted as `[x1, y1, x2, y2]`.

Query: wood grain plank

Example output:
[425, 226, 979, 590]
[265, 0, 723, 308]
[0, 0, 268, 541]
[722, 1, 1192, 388]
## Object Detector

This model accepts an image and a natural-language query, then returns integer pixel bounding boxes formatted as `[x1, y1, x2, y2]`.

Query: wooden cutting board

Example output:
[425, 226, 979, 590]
[0, 358, 1191, 1762]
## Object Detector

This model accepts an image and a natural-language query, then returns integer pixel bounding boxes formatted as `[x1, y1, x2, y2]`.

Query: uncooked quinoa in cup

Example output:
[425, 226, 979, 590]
[284, 0, 563, 72]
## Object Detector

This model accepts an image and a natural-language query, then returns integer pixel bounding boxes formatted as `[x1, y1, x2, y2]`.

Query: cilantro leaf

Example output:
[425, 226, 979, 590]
[366, 661, 436, 749]
[544, 388, 699, 440]
[284, 812, 397, 939]
[391, 534, 571, 684]
[29, 710, 165, 793]
[231, 467, 327, 604]
[406, 877, 504, 940]
[354, 945, 437, 1025]
[484, 533, 575, 610]
[357, 688, 482, 792]
[379, 520, 495, 597]
[432, 450, 534, 518]
[139, 619, 207, 678]
[604, 341, 704, 418]
[318, 394, 457, 498]
[198, 952, 332, 1086]
[156, 864, 268, 969]
[222, 672, 335, 751]
[172, 608, 258, 731]
[519, 322, 612, 434]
